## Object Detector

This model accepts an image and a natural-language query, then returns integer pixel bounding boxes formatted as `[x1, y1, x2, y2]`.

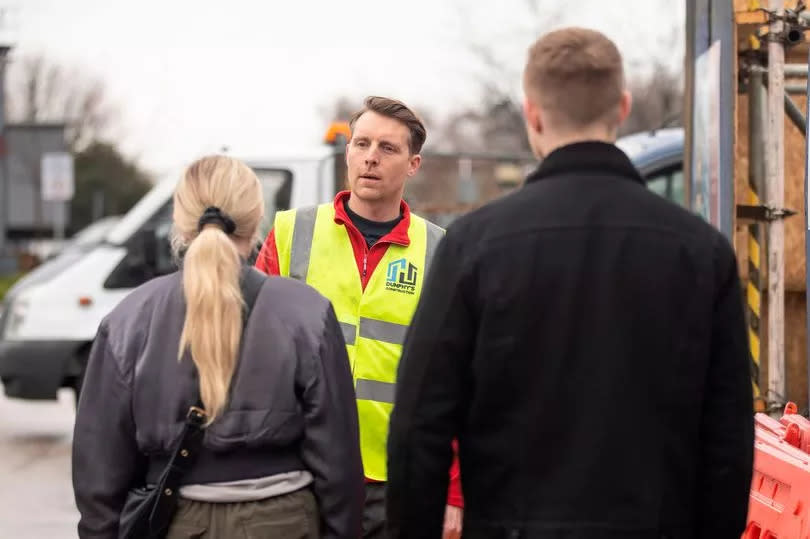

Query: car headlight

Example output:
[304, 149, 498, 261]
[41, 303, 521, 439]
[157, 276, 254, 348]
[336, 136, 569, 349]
[4, 296, 30, 339]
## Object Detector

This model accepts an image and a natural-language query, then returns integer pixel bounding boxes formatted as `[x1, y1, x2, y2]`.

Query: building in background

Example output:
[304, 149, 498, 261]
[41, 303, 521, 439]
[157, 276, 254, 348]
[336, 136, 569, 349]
[5, 123, 68, 239]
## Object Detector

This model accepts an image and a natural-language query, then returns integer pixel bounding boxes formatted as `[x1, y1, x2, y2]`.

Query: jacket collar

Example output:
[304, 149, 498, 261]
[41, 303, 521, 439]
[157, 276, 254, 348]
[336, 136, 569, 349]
[526, 141, 644, 186]
[332, 191, 412, 246]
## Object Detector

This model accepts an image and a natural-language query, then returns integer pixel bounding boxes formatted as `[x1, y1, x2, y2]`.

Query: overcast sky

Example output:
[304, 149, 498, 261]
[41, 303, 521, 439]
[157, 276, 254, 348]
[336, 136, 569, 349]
[6, 0, 685, 176]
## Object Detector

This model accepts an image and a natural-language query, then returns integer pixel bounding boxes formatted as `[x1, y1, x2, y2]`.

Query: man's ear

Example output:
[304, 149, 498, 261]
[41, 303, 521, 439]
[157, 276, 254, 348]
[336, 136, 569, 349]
[523, 97, 543, 135]
[617, 90, 632, 126]
[407, 154, 422, 177]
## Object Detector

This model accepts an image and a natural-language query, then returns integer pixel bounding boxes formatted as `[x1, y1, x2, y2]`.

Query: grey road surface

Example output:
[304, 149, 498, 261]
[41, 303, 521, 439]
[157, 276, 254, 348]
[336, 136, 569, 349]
[0, 386, 78, 538]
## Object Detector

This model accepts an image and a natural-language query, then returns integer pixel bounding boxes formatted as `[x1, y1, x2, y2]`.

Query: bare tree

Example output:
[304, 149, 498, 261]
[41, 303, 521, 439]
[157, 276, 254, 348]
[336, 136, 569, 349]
[620, 62, 683, 136]
[2, 54, 151, 235]
[6, 54, 120, 152]
[439, 0, 684, 153]
[428, 0, 565, 153]
[620, 19, 684, 135]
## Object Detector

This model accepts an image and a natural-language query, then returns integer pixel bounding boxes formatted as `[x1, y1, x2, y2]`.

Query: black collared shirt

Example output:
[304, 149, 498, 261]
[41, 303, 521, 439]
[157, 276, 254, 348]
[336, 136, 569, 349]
[387, 137, 753, 537]
[344, 200, 403, 248]
[526, 141, 645, 186]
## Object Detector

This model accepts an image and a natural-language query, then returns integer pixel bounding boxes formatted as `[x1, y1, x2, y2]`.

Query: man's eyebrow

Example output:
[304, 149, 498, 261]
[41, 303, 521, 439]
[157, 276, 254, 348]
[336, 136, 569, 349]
[379, 138, 402, 148]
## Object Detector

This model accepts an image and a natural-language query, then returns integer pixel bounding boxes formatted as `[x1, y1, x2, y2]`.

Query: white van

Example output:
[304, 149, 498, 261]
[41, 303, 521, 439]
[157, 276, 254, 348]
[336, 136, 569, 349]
[0, 127, 685, 402]
[0, 141, 343, 400]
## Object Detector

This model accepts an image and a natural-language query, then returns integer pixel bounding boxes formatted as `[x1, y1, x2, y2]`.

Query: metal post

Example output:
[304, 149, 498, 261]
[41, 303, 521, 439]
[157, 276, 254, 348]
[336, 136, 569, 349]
[785, 92, 808, 136]
[714, 0, 735, 241]
[805, 47, 810, 417]
[749, 66, 767, 411]
[785, 64, 809, 77]
[0, 46, 10, 257]
[767, 0, 786, 410]
[53, 202, 65, 241]
[683, 0, 697, 214]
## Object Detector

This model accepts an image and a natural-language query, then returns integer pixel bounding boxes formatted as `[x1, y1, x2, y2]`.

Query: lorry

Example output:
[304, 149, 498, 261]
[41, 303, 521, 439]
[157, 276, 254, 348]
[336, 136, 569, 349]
[0, 126, 685, 402]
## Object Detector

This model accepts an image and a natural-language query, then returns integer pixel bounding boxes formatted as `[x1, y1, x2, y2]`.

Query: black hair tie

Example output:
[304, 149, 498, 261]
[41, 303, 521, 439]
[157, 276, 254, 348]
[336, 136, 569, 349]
[197, 206, 236, 235]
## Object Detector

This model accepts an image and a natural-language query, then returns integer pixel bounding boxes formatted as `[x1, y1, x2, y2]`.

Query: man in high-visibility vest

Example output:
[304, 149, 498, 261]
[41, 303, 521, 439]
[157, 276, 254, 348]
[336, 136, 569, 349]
[255, 96, 463, 539]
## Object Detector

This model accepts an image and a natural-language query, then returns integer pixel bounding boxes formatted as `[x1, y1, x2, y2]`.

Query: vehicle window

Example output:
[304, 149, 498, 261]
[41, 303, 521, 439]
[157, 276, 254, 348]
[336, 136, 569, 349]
[105, 169, 293, 289]
[153, 218, 175, 276]
[104, 201, 174, 289]
[647, 175, 669, 197]
[644, 166, 685, 207]
[670, 169, 685, 206]
[252, 168, 293, 238]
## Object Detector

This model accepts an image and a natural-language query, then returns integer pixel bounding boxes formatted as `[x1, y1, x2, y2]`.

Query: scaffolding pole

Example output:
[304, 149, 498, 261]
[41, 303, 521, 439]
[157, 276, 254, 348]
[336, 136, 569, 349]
[766, 0, 786, 409]
[749, 64, 766, 411]
[785, 92, 808, 136]
[805, 46, 810, 417]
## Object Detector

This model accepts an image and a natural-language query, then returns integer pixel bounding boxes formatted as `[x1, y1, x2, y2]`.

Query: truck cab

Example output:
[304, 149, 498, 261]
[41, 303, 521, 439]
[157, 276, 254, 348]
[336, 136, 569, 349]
[0, 127, 685, 401]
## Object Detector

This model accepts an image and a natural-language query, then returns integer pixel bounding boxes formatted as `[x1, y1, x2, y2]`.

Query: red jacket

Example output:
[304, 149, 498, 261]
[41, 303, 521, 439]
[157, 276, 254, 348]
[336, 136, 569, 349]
[255, 191, 463, 508]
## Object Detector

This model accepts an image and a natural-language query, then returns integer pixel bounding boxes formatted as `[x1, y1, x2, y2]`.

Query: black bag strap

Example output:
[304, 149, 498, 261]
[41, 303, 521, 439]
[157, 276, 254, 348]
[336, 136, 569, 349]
[145, 268, 268, 530]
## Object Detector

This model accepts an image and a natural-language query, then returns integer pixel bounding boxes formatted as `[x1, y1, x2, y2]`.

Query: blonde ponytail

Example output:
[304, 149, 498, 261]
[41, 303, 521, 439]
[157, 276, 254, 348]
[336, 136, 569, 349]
[178, 225, 243, 422]
[171, 156, 264, 423]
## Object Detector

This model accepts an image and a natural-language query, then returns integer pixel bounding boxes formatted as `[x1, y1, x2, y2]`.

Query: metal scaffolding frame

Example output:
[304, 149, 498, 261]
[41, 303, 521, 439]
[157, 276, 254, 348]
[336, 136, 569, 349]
[735, 0, 810, 414]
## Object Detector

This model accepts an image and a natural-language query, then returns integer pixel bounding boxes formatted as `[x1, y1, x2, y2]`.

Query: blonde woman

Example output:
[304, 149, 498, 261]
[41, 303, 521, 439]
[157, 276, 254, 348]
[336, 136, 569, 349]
[72, 156, 363, 539]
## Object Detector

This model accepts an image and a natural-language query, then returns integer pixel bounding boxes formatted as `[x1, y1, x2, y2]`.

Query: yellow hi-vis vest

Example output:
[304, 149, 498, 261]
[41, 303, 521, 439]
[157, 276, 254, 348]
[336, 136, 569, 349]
[273, 203, 444, 480]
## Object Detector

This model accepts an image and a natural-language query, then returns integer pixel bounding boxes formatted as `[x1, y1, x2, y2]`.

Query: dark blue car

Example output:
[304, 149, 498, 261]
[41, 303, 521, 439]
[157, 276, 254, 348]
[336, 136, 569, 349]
[619, 127, 685, 205]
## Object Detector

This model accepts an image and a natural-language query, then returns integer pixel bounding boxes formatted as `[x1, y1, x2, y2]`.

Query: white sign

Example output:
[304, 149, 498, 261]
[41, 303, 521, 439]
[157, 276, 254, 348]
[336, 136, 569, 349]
[41, 152, 75, 202]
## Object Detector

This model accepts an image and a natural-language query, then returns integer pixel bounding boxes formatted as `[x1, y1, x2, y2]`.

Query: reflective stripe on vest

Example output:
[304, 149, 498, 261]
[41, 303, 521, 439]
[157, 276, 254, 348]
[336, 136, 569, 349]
[289, 206, 317, 281]
[355, 379, 395, 404]
[273, 203, 444, 480]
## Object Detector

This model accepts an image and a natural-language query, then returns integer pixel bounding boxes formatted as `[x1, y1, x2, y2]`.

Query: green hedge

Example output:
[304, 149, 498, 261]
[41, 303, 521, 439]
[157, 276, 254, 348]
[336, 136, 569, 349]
[0, 273, 22, 301]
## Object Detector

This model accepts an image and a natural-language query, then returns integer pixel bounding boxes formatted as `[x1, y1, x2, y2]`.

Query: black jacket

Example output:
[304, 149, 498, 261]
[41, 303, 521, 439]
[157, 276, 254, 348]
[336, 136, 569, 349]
[387, 142, 754, 539]
[72, 270, 364, 539]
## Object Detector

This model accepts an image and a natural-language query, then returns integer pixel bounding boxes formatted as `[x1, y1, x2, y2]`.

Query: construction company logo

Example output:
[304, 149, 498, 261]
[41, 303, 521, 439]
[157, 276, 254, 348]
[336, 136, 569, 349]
[386, 258, 418, 295]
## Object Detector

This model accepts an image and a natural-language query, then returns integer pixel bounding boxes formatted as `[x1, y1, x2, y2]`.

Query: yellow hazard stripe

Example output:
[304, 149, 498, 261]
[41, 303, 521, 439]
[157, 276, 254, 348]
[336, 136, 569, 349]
[747, 282, 761, 317]
[747, 180, 762, 407]
[749, 328, 761, 363]
[749, 236, 760, 271]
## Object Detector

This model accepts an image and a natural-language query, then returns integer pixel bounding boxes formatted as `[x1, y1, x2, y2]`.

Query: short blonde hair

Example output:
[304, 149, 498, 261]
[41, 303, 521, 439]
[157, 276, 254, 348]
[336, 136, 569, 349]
[171, 155, 264, 423]
[524, 27, 625, 130]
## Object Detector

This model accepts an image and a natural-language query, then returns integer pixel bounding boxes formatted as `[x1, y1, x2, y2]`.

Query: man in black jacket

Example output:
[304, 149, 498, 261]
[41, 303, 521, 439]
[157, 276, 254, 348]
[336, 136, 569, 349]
[386, 27, 754, 539]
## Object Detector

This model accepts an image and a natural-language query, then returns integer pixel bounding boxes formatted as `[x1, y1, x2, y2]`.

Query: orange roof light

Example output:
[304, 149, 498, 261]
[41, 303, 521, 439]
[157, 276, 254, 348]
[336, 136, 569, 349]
[324, 122, 351, 144]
